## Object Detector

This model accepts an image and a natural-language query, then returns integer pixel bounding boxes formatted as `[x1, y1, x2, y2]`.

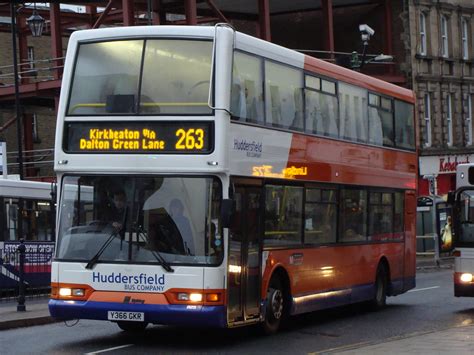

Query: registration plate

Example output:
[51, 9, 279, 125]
[107, 311, 144, 322]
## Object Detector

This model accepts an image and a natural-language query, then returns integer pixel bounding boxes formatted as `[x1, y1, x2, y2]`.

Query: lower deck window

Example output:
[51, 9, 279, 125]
[264, 185, 303, 246]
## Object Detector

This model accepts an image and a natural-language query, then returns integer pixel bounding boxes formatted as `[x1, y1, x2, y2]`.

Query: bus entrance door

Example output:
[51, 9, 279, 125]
[227, 186, 262, 325]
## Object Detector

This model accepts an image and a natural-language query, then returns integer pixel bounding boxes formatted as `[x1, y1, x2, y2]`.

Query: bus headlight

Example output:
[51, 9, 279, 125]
[461, 273, 473, 283]
[59, 288, 72, 297]
[58, 288, 85, 297]
[189, 293, 203, 302]
[177, 292, 202, 302]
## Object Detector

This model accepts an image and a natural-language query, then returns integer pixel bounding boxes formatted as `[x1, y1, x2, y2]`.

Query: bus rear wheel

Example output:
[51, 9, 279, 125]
[117, 321, 148, 332]
[262, 277, 285, 334]
[369, 264, 387, 311]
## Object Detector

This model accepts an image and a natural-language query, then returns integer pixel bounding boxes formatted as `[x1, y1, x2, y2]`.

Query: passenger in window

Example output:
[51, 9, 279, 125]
[290, 89, 304, 131]
[169, 198, 194, 255]
[231, 83, 246, 119]
[344, 202, 364, 240]
[245, 86, 258, 121]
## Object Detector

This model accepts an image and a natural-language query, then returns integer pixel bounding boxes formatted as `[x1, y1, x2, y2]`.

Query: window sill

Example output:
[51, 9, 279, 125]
[439, 57, 455, 63]
[415, 54, 434, 61]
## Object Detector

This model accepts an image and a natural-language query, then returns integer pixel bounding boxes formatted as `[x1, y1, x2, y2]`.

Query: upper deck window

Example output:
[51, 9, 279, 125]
[339, 83, 368, 143]
[264, 61, 304, 131]
[231, 51, 264, 124]
[67, 39, 213, 116]
[368, 93, 394, 147]
[394, 99, 415, 150]
[305, 75, 338, 138]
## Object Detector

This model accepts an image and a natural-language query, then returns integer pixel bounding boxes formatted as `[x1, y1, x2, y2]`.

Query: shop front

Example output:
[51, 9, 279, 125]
[419, 154, 472, 196]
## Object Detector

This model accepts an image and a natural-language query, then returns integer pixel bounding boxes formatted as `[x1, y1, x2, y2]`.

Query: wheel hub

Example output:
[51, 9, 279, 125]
[271, 289, 283, 319]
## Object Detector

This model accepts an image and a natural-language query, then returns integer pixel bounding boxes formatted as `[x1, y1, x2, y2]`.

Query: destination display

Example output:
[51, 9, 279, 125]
[64, 122, 213, 153]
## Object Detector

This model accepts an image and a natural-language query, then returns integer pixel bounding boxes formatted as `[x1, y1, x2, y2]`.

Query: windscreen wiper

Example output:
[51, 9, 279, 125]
[136, 226, 174, 273]
[85, 225, 121, 269]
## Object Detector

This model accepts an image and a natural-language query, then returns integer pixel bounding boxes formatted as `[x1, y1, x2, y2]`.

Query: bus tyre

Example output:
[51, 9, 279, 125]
[369, 264, 387, 311]
[262, 277, 285, 334]
[117, 321, 148, 332]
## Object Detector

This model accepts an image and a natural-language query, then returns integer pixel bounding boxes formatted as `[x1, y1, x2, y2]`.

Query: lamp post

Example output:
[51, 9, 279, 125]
[27, 7, 45, 37]
[10, 1, 23, 180]
[10, 2, 44, 179]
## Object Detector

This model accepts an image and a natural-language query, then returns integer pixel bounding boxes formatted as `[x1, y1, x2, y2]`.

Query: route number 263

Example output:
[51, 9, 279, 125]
[175, 128, 205, 150]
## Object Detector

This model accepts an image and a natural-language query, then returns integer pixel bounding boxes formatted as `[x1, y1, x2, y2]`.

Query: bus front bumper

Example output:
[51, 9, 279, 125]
[49, 299, 227, 327]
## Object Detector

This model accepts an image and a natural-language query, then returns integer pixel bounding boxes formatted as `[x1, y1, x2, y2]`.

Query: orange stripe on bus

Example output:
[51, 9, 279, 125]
[89, 291, 168, 304]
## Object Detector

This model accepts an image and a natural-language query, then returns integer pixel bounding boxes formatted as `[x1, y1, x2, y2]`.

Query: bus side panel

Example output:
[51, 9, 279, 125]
[403, 191, 417, 292]
[263, 243, 406, 315]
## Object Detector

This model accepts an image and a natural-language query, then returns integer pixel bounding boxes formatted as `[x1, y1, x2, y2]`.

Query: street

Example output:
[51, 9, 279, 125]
[1, 268, 472, 354]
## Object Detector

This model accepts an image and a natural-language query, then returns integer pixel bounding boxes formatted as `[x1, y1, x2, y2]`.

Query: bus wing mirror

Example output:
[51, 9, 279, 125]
[221, 199, 235, 228]
[447, 191, 455, 205]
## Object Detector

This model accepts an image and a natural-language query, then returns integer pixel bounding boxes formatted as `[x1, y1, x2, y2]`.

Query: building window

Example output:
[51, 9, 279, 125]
[424, 93, 432, 147]
[27, 46, 34, 70]
[32, 113, 40, 143]
[462, 18, 469, 60]
[447, 94, 453, 146]
[467, 95, 473, 146]
[420, 12, 427, 55]
[441, 15, 449, 58]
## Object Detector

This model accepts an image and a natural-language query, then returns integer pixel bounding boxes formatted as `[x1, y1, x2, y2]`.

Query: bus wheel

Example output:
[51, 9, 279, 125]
[262, 277, 285, 334]
[369, 264, 387, 311]
[117, 321, 148, 332]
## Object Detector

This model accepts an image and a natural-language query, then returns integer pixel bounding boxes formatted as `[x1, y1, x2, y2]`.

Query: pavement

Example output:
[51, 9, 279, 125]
[0, 256, 468, 355]
[0, 297, 57, 331]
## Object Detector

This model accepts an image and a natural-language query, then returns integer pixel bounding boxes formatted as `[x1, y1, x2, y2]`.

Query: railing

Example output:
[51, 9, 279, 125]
[0, 56, 65, 86]
[6, 148, 54, 178]
[0, 241, 54, 300]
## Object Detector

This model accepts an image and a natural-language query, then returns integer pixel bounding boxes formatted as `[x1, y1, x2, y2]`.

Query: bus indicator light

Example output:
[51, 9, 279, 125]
[177, 293, 190, 301]
[206, 293, 220, 302]
[461, 273, 473, 283]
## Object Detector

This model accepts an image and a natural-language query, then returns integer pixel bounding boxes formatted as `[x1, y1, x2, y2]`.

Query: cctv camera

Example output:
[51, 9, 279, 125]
[359, 24, 375, 36]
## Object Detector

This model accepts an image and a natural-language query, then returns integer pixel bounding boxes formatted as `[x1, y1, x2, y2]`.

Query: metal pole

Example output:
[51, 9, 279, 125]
[17, 239, 26, 312]
[147, 0, 152, 25]
[432, 202, 440, 267]
[10, 2, 24, 180]
[428, 175, 440, 267]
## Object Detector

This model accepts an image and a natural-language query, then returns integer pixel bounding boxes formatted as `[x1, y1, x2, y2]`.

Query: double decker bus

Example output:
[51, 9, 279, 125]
[450, 164, 474, 296]
[0, 178, 55, 293]
[49, 25, 417, 333]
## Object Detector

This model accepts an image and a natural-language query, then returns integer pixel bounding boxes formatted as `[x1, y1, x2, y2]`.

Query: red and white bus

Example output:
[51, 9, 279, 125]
[49, 25, 417, 333]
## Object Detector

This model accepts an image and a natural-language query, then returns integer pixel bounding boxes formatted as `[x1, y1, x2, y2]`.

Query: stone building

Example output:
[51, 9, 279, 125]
[409, 0, 474, 195]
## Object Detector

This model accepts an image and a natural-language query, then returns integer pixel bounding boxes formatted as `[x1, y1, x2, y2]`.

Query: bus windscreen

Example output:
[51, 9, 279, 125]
[67, 39, 213, 116]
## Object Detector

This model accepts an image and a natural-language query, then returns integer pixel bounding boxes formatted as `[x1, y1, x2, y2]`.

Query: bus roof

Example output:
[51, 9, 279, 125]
[304, 56, 415, 103]
[67, 25, 414, 104]
[0, 179, 52, 200]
